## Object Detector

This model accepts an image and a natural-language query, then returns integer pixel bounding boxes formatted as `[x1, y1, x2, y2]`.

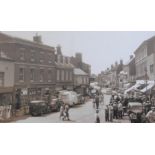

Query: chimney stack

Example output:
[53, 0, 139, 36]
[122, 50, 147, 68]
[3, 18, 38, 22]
[56, 45, 62, 55]
[33, 33, 42, 44]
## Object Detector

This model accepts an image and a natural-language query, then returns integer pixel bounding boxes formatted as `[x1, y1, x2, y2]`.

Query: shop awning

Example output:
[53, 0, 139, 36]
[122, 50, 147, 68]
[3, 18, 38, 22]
[124, 80, 145, 94]
[140, 82, 155, 93]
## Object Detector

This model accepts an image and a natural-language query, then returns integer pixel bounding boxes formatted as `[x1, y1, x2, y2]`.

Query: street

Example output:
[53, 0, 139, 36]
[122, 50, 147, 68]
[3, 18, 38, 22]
[15, 94, 130, 123]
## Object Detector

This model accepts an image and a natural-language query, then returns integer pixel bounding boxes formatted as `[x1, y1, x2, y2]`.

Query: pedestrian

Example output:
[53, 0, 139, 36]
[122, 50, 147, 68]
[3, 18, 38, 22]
[105, 105, 109, 122]
[113, 102, 118, 119]
[59, 101, 65, 120]
[146, 107, 155, 123]
[108, 104, 113, 122]
[95, 94, 100, 110]
[118, 101, 123, 119]
[64, 104, 70, 121]
[95, 109, 100, 123]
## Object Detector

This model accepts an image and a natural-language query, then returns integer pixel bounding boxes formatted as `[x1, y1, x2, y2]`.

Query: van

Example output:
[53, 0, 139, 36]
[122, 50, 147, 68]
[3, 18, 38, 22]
[59, 91, 78, 106]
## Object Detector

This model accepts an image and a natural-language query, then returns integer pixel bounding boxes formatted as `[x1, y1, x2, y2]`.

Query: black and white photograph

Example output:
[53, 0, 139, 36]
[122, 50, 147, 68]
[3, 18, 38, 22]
[1, 1, 155, 155]
[0, 31, 155, 123]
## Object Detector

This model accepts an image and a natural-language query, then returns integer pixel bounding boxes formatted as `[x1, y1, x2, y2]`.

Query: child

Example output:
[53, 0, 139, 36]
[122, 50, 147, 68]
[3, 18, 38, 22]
[95, 109, 100, 123]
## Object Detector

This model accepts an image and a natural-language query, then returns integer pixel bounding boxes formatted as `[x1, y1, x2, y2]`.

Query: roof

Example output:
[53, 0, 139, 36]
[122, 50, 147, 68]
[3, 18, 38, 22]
[0, 32, 55, 52]
[134, 35, 155, 54]
[124, 57, 135, 66]
[74, 68, 88, 75]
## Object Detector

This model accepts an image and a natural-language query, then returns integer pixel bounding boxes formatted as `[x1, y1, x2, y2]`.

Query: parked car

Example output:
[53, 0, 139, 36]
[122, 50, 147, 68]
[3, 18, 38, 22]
[49, 98, 62, 112]
[29, 100, 49, 116]
[127, 102, 143, 123]
[59, 91, 78, 106]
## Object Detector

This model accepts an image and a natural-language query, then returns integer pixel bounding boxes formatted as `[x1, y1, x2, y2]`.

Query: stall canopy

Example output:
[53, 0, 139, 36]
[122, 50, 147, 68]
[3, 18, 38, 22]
[124, 80, 155, 94]
[124, 80, 145, 94]
[140, 81, 155, 93]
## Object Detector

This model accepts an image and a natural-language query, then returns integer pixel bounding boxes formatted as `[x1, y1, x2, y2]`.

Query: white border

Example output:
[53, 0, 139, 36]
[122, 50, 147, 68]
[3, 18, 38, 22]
[0, 1, 155, 155]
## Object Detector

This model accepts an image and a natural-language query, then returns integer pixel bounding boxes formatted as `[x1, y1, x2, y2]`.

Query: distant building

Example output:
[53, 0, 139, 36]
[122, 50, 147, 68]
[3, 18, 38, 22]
[134, 36, 155, 81]
[70, 53, 91, 76]
[73, 68, 89, 95]
[55, 45, 74, 91]
[123, 55, 136, 83]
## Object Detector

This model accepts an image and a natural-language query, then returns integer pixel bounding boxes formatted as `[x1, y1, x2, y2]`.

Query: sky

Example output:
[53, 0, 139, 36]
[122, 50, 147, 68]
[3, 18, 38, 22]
[3, 31, 155, 74]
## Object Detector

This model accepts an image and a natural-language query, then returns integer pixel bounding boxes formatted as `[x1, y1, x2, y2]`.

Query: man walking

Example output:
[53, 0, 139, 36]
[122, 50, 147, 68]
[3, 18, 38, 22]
[95, 94, 100, 110]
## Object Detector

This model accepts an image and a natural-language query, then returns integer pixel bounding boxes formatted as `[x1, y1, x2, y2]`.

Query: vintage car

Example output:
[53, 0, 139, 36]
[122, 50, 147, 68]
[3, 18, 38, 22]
[29, 100, 49, 116]
[127, 102, 143, 123]
[59, 91, 78, 106]
[49, 98, 62, 112]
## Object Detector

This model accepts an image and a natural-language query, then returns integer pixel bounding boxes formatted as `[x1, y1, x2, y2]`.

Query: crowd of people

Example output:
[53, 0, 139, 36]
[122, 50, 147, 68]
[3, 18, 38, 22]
[59, 101, 70, 121]
[105, 95, 124, 122]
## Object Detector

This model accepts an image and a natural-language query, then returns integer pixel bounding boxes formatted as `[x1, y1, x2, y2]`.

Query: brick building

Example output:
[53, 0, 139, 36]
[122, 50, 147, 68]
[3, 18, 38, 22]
[134, 36, 155, 81]
[73, 68, 89, 95]
[70, 53, 91, 76]
[55, 45, 74, 91]
[0, 32, 56, 106]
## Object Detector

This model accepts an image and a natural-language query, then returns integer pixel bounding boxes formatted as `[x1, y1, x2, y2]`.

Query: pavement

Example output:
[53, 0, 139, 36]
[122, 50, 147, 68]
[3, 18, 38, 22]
[14, 94, 130, 123]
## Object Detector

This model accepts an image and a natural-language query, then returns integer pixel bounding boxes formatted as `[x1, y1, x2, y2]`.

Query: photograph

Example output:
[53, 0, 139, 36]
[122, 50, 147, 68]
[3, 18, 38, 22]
[0, 31, 155, 123]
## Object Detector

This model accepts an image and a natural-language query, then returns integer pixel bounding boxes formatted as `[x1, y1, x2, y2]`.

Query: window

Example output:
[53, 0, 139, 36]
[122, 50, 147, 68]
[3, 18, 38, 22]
[48, 53, 52, 64]
[57, 70, 60, 81]
[30, 69, 35, 81]
[40, 69, 44, 82]
[48, 70, 52, 82]
[65, 71, 68, 81]
[61, 70, 64, 81]
[39, 52, 44, 63]
[19, 48, 25, 61]
[19, 68, 24, 81]
[150, 64, 154, 73]
[69, 71, 72, 81]
[30, 50, 35, 62]
[0, 72, 4, 86]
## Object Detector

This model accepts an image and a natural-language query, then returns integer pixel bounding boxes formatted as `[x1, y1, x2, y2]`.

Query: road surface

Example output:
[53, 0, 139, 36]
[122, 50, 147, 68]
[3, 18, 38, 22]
[15, 94, 129, 123]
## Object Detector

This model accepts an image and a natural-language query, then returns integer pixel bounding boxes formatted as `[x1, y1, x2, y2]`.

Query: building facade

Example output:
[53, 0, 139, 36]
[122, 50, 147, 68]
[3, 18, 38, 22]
[134, 36, 155, 81]
[0, 54, 15, 106]
[0, 32, 56, 105]
[70, 53, 91, 76]
[73, 68, 89, 95]
[55, 46, 74, 91]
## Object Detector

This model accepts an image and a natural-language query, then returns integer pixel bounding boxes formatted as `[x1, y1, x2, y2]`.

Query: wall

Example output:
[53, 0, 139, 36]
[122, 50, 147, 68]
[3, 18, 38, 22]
[0, 60, 14, 87]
